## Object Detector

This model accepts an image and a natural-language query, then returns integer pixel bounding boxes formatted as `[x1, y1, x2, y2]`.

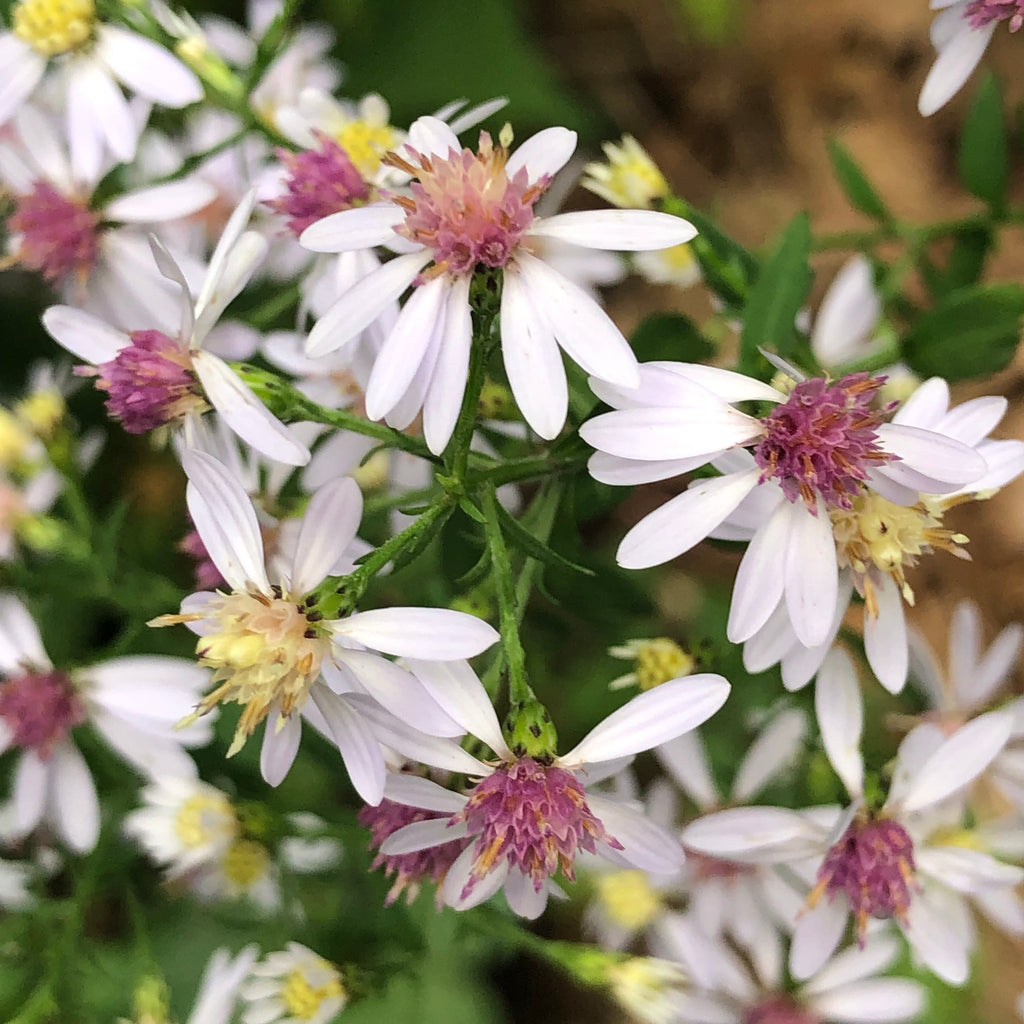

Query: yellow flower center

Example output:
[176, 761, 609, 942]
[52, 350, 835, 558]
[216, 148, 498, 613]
[17, 390, 65, 438]
[221, 839, 271, 887]
[281, 966, 346, 1021]
[596, 869, 663, 930]
[634, 638, 696, 691]
[0, 410, 35, 468]
[336, 120, 400, 178]
[350, 448, 390, 491]
[582, 135, 669, 210]
[656, 243, 697, 272]
[184, 590, 331, 756]
[12, 0, 95, 56]
[830, 492, 969, 613]
[928, 826, 984, 852]
[173, 792, 237, 848]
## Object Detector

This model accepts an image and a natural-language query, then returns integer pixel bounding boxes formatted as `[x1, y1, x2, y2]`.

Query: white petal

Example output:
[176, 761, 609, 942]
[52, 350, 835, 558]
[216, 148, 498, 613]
[902, 889, 970, 985]
[443, 844, 509, 910]
[289, 476, 362, 594]
[789, 899, 848, 981]
[365, 276, 450, 420]
[656, 363, 787, 404]
[808, 979, 926, 1023]
[529, 210, 696, 251]
[68, 57, 137, 165]
[562, 675, 731, 767]
[587, 451, 707, 485]
[181, 448, 269, 592]
[0, 593, 49, 671]
[50, 741, 100, 853]
[500, 267, 567, 440]
[379, 817, 470, 856]
[405, 115, 460, 160]
[306, 252, 429, 358]
[898, 708, 1015, 813]
[310, 687, 385, 805]
[587, 795, 684, 875]
[260, 712, 302, 787]
[581, 405, 761, 462]
[193, 231, 267, 344]
[406, 659, 512, 759]
[41, 305, 128, 364]
[815, 648, 864, 799]
[503, 870, 549, 919]
[192, 351, 311, 467]
[105, 180, 216, 223]
[863, 574, 908, 694]
[655, 731, 719, 809]
[732, 708, 808, 803]
[13, 751, 47, 835]
[147, 236, 196, 339]
[516, 252, 638, 386]
[0, 38, 44, 128]
[382, 772, 468, 814]
[964, 620, 1023, 710]
[811, 255, 880, 367]
[95, 25, 202, 107]
[616, 470, 760, 570]
[727, 500, 792, 643]
[802, 933, 902, 994]
[877, 423, 987, 489]
[505, 126, 577, 182]
[784, 498, 839, 648]
[682, 806, 821, 862]
[300, 202, 405, 252]
[330, 607, 499, 659]
[918, 22, 995, 116]
[423, 275, 472, 454]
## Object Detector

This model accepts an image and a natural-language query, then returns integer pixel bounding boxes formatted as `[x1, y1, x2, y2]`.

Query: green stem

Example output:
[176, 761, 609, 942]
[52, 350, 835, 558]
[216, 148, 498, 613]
[468, 450, 589, 489]
[296, 401, 439, 462]
[447, 304, 498, 485]
[482, 484, 531, 704]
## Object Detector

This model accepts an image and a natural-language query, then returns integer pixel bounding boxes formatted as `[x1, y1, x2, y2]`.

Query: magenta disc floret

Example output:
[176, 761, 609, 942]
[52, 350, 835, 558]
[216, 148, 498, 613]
[269, 132, 370, 236]
[451, 756, 622, 898]
[755, 374, 892, 512]
[9, 182, 99, 285]
[90, 329, 202, 433]
[359, 797, 469, 906]
[815, 816, 916, 940]
[0, 668, 85, 758]
[965, 0, 1024, 30]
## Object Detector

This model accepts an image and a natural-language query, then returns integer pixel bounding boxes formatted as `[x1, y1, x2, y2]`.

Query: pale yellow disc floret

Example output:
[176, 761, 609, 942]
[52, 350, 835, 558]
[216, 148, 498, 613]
[157, 589, 331, 756]
[16, 389, 65, 438]
[281, 963, 346, 1021]
[596, 869, 664, 931]
[608, 637, 696, 691]
[336, 119, 400, 178]
[581, 135, 669, 210]
[830, 492, 970, 614]
[221, 838, 272, 887]
[174, 791, 237, 849]
[13, 0, 95, 56]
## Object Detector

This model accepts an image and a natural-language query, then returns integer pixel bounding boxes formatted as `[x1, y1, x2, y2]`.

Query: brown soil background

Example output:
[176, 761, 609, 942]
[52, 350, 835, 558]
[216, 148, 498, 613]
[527, 0, 1024, 1018]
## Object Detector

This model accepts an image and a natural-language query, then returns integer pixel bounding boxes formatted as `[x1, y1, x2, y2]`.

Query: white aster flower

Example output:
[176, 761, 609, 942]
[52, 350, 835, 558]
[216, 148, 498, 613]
[739, 376, 1024, 693]
[241, 943, 346, 1024]
[152, 449, 497, 801]
[185, 945, 260, 1024]
[682, 648, 1020, 985]
[0, 102, 214, 332]
[0, 592, 213, 853]
[654, 917, 926, 1024]
[41, 191, 311, 466]
[192, 836, 281, 911]
[299, 116, 696, 452]
[582, 361, 989, 651]
[372, 658, 730, 918]
[0, 0, 203, 181]
[919, 1, 1023, 116]
[124, 775, 238, 879]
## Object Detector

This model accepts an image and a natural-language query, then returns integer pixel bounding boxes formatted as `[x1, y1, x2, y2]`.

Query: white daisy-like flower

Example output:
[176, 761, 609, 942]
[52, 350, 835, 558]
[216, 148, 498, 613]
[739, 377, 1024, 694]
[0, 592, 213, 853]
[152, 449, 497, 801]
[919, 0, 1023, 117]
[299, 115, 696, 452]
[124, 775, 238, 879]
[184, 945, 260, 1024]
[372, 658, 730, 918]
[0, 0, 203, 181]
[41, 191, 312, 467]
[0, 102, 214, 332]
[682, 648, 1020, 985]
[582, 361, 990, 651]
[654, 917, 926, 1024]
[241, 943, 346, 1024]
[192, 835, 281, 912]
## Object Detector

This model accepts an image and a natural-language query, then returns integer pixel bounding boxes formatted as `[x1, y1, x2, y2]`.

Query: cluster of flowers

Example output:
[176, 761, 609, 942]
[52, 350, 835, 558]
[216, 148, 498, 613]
[0, 0, 1023, 1021]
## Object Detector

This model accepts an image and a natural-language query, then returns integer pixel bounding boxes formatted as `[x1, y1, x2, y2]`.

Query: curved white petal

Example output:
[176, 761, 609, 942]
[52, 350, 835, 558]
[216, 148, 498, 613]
[95, 25, 202, 106]
[379, 817, 470, 856]
[902, 889, 970, 985]
[503, 869, 550, 920]
[299, 202, 405, 252]
[310, 687, 385, 805]
[405, 115, 460, 160]
[784, 497, 839, 648]
[330, 607, 498, 659]
[815, 648, 865, 799]
[443, 844, 509, 910]
[260, 711, 302, 787]
[682, 806, 822, 862]
[423, 275, 472, 454]
[505, 126, 577, 182]
[587, 451, 708, 485]
[0, 593, 49, 671]
[655, 731, 719, 809]
[807, 978, 926, 1023]
[877, 423, 987, 489]
[41, 305, 129, 364]
[528, 210, 696, 251]
[50, 741, 100, 853]
[918, 22, 995, 116]
[789, 898, 849, 981]
[863, 574, 908, 694]
[587, 795, 684, 875]
[0, 38, 45, 128]
[289, 476, 362, 594]
[727, 499, 792, 643]
[382, 772, 468, 814]
[105, 180, 216, 223]
[193, 231, 267, 345]
[13, 751, 48, 835]
[732, 708, 808, 804]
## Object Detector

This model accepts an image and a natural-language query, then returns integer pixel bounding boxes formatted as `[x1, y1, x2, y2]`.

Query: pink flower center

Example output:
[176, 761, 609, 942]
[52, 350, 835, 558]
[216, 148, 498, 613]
[965, 0, 1024, 30]
[452, 756, 622, 897]
[755, 374, 892, 512]
[8, 182, 99, 285]
[0, 668, 85, 758]
[814, 817, 916, 941]
[388, 132, 547, 277]
[88, 329, 204, 434]
[269, 133, 370, 236]
[359, 797, 469, 906]
[744, 998, 819, 1024]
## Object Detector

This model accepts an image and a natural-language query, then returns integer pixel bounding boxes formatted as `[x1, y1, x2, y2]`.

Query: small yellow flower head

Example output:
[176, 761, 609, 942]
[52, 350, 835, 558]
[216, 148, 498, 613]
[606, 957, 687, 1024]
[13, 0, 95, 56]
[582, 135, 669, 210]
[173, 790, 238, 850]
[16, 388, 65, 439]
[221, 839, 273, 889]
[595, 869, 663, 931]
[0, 411, 35, 469]
[243, 943, 347, 1024]
[608, 637, 698, 691]
[633, 243, 701, 289]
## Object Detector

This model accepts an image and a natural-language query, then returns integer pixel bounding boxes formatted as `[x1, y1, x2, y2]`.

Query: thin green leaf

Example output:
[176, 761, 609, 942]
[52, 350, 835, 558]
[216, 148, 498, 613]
[494, 502, 595, 577]
[959, 74, 1007, 208]
[827, 138, 891, 222]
